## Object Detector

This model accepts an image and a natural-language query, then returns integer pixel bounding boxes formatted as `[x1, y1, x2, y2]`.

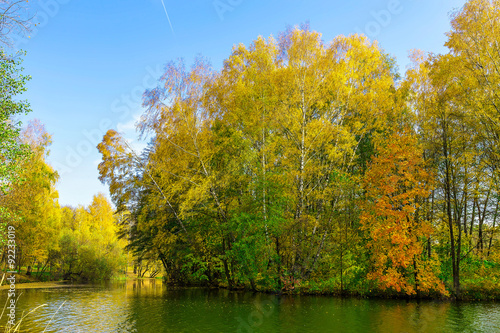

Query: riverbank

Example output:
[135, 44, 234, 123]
[0, 270, 160, 291]
[2, 271, 499, 301]
[159, 279, 500, 302]
[0, 281, 89, 290]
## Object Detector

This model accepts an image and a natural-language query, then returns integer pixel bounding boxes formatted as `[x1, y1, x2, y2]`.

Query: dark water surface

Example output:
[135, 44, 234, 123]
[1, 280, 500, 332]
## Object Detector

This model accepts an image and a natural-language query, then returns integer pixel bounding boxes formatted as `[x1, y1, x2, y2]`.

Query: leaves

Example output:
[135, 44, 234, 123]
[361, 130, 446, 295]
[0, 50, 31, 194]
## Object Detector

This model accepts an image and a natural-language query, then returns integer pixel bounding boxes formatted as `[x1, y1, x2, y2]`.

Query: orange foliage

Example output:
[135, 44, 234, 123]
[361, 130, 447, 296]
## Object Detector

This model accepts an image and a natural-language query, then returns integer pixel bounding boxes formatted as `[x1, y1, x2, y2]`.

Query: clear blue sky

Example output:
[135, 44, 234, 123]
[15, 0, 467, 207]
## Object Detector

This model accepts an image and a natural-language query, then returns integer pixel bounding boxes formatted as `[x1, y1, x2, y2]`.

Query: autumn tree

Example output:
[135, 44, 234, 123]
[0, 120, 60, 273]
[362, 130, 446, 296]
[205, 27, 399, 287]
[445, 0, 500, 169]
[55, 194, 126, 281]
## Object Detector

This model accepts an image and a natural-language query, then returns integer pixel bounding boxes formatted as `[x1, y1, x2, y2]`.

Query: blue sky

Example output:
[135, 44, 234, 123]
[14, 0, 467, 207]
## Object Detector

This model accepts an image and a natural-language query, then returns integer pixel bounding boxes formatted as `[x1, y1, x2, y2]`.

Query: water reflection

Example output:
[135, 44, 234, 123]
[1, 281, 499, 332]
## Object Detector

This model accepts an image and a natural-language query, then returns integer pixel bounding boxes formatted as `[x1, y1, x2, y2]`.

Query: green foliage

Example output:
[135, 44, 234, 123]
[0, 50, 31, 194]
[0, 50, 32, 248]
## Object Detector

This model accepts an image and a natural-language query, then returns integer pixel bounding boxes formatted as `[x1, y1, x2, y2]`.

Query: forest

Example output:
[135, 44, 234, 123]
[1, 0, 500, 300]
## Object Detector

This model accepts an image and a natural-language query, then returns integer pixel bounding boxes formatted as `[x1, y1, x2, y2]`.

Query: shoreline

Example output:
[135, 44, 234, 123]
[1, 278, 499, 302]
[0, 281, 91, 290]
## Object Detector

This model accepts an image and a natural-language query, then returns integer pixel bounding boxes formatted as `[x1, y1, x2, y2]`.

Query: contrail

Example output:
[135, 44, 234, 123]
[160, 0, 175, 38]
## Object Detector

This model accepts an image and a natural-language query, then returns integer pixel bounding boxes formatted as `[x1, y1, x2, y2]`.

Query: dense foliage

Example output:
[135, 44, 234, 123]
[96, 0, 500, 298]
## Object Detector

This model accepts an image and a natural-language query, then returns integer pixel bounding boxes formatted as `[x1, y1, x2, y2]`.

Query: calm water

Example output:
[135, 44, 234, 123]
[1, 280, 500, 332]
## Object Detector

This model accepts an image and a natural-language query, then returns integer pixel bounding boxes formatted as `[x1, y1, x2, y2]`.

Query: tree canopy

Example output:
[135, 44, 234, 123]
[96, 2, 500, 298]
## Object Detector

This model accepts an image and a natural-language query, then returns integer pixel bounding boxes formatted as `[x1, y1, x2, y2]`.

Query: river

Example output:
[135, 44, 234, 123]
[1, 280, 499, 332]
